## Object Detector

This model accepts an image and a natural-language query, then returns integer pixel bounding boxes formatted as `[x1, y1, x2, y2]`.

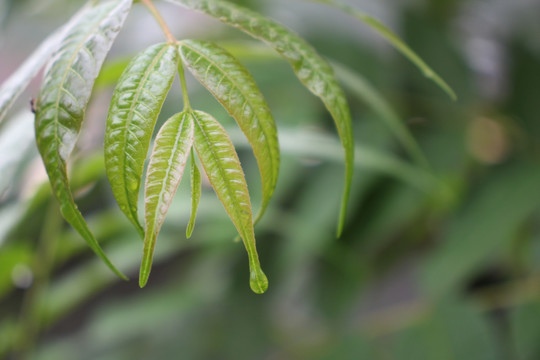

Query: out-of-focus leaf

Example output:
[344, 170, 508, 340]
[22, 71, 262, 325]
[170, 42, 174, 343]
[104, 43, 179, 238]
[228, 127, 437, 191]
[0, 1, 96, 124]
[192, 110, 267, 293]
[0, 111, 36, 196]
[511, 300, 540, 359]
[421, 164, 540, 298]
[35, 0, 132, 279]
[331, 61, 428, 167]
[306, 0, 456, 100]
[140, 111, 194, 287]
[168, 0, 354, 237]
[179, 39, 279, 226]
[186, 152, 201, 238]
[391, 301, 500, 360]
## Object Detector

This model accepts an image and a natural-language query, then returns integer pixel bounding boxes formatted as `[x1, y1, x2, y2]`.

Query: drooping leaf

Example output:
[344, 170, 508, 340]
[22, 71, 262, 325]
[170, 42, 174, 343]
[186, 151, 201, 239]
[306, 0, 457, 100]
[168, 0, 354, 237]
[191, 110, 267, 293]
[0, 1, 94, 124]
[34, 0, 132, 279]
[179, 39, 279, 226]
[139, 111, 194, 287]
[104, 43, 179, 237]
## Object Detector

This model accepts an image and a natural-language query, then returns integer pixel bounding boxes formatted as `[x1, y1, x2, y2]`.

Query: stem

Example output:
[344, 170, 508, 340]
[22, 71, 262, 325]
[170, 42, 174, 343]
[140, 0, 176, 43]
[178, 61, 191, 110]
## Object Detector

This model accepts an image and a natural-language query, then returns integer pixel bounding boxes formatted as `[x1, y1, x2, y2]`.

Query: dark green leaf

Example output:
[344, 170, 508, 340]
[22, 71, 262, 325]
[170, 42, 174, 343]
[104, 43, 179, 237]
[168, 0, 354, 237]
[139, 111, 194, 287]
[191, 110, 267, 293]
[179, 39, 279, 226]
[186, 151, 201, 239]
[34, 0, 132, 279]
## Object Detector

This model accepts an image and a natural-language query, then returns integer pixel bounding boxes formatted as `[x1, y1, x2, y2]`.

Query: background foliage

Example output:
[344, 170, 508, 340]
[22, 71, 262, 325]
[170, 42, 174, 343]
[1, 0, 540, 358]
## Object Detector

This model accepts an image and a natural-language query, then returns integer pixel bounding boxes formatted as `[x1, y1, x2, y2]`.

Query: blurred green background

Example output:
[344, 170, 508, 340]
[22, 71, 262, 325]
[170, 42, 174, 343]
[1, 0, 540, 359]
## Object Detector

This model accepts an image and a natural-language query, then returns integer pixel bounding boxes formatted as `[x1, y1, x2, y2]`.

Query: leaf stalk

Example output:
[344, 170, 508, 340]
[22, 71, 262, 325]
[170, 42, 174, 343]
[141, 0, 176, 43]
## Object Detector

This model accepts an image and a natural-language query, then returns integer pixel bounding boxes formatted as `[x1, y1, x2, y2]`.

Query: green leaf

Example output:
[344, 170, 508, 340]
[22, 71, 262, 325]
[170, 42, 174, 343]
[0, 1, 94, 124]
[186, 151, 201, 239]
[306, 0, 457, 100]
[139, 111, 194, 288]
[179, 39, 279, 226]
[168, 0, 354, 237]
[34, 0, 132, 279]
[191, 110, 267, 294]
[104, 43, 179, 238]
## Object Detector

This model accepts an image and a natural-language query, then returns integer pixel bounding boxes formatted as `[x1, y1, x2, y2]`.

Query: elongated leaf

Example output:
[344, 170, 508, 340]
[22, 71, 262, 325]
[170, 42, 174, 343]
[105, 43, 179, 237]
[0, 1, 93, 124]
[179, 39, 279, 226]
[186, 151, 201, 238]
[35, 0, 132, 279]
[192, 110, 267, 293]
[306, 0, 456, 100]
[139, 111, 194, 287]
[168, 0, 354, 236]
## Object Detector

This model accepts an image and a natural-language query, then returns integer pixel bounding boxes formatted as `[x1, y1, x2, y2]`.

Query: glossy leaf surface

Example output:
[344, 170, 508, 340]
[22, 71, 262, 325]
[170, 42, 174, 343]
[186, 151, 201, 239]
[34, 0, 132, 279]
[104, 43, 179, 237]
[179, 39, 279, 226]
[168, 0, 354, 236]
[140, 111, 194, 287]
[192, 110, 267, 293]
[307, 0, 456, 100]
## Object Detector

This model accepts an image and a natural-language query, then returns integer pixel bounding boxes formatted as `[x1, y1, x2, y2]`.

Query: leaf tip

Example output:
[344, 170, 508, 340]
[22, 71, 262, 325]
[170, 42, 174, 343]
[139, 271, 149, 288]
[249, 267, 268, 294]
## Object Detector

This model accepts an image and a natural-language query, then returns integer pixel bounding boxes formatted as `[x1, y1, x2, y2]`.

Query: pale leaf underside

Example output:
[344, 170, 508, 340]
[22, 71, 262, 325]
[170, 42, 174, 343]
[192, 110, 267, 294]
[140, 111, 194, 287]
[186, 151, 201, 238]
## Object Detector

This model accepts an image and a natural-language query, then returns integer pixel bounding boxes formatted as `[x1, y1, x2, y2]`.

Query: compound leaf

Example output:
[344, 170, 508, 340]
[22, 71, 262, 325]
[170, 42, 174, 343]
[104, 43, 179, 237]
[186, 151, 201, 239]
[140, 111, 194, 287]
[168, 0, 354, 237]
[307, 0, 456, 100]
[192, 110, 267, 294]
[179, 39, 279, 226]
[34, 0, 132, 279]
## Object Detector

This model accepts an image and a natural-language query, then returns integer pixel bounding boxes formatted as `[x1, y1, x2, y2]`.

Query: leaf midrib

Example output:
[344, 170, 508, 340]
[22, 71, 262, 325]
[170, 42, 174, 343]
[182, 42, 278, 187]
[119, 44, 171, 223]
[193, 112, 252, 240]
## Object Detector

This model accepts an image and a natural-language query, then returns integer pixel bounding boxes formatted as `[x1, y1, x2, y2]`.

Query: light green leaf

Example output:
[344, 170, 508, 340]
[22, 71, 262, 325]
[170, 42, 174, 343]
[168, 0, 354, 237]
[34, 0, 132, 279]
[0, 1, 94, 124]
[179, 39, 279, 226]
[139, 111, 194, 288]
[306, 0, 456, 100]
[186, 151, 201, 239]
[104, 43, 179, 238]
[191, 110, 267, 294]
